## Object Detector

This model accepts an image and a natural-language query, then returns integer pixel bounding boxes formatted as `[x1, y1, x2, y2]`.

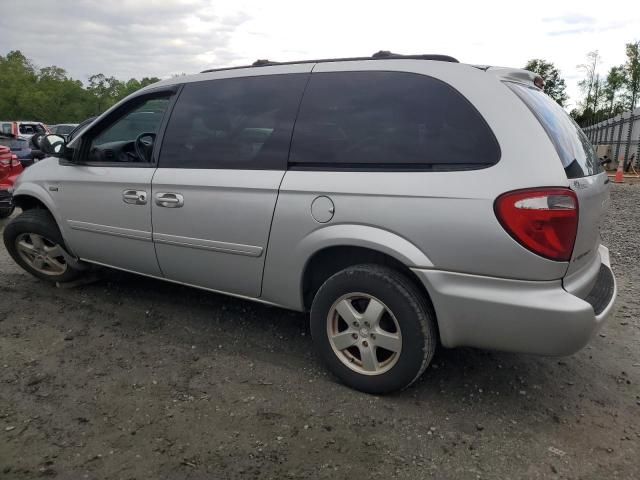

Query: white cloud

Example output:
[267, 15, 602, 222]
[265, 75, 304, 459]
[0, 0, 639, 109]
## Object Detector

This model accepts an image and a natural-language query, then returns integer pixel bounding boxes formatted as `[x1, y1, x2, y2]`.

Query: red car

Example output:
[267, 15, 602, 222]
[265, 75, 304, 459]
[0, 145, 23, 218]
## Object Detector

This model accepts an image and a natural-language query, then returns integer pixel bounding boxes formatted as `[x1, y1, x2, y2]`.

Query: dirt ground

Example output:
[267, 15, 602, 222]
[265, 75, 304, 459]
[0, 183, 639, 480]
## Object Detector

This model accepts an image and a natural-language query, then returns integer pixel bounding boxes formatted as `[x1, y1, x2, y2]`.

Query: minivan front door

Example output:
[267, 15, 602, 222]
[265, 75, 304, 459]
[152, 71, 310, 297]
[54, 93, 173, 276]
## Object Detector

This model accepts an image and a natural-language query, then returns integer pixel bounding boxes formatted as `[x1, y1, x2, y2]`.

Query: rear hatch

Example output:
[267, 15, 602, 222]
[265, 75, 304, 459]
[506, 82, 608, 279]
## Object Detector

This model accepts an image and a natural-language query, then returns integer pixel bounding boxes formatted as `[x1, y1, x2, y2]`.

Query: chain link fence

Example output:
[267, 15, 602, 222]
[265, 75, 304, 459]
[582, 107, 640, 171]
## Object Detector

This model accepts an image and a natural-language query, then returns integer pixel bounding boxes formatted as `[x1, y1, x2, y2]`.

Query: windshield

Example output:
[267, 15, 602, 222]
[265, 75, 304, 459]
[507, 82, 602, 179]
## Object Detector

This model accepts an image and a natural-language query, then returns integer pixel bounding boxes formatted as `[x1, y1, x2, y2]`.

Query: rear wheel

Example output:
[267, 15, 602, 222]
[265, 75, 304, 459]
[310, 264, 437, 394]
[3, 209, 84, 283]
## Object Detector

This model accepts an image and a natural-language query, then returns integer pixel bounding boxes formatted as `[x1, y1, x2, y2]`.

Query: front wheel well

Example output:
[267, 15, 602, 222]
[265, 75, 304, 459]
[302, 245, 434, 313]
[13, 195, 49, 212]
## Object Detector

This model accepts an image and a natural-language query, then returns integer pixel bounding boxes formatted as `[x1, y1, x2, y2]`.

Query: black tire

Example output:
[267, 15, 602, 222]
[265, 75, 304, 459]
[0, 206, 14, 219]
[3, 209, 84, 283]
[310, 264, 437, 394]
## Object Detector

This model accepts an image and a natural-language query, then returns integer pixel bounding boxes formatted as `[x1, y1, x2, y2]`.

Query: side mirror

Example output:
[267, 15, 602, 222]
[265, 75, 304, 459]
[40, 134, 67, 157]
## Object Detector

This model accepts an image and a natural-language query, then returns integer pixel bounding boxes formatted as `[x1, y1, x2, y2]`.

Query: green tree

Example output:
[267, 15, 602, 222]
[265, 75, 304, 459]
[33, 67, 94, 124]
[524, 59, 568, 106]
[622, 41, 640, 110]
[591, 74, 605, 113]
[118, 76, 160, 99]
[603, 66, 625, 115]
[0, 50, 163, 124]
[0, 50, 38, 119]
[87, 74, 125, 114]
[578, 50, 602, 113]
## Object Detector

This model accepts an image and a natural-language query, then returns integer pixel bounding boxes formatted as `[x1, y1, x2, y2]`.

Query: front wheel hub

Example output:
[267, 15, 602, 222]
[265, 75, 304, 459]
[15, 232, 68, 276]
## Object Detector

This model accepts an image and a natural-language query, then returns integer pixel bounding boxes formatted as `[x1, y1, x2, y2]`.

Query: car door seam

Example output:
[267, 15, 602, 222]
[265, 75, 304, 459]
[259, 67, 315, 298]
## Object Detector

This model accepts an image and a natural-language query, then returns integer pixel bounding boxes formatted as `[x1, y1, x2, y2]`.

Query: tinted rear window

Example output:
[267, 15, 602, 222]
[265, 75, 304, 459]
[289, 71, 500, 170]
[507, 83, 601, 179]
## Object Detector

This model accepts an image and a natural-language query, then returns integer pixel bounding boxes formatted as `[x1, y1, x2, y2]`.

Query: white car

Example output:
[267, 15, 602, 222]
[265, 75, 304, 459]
[0, 121, 49, 140]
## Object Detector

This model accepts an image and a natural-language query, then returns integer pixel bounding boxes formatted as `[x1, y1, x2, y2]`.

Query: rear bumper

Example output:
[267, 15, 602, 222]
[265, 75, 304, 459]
[412, 246, 616, 356]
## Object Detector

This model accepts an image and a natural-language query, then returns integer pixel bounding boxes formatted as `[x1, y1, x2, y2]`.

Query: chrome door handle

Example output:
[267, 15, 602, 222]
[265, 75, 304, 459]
[123, 190, 147, 205]
[155, 192, 184, 208]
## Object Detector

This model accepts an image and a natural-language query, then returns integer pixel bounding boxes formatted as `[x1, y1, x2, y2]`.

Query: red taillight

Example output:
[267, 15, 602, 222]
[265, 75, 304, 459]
[494, 188, 578, 261]
[0, 150, 10, 167]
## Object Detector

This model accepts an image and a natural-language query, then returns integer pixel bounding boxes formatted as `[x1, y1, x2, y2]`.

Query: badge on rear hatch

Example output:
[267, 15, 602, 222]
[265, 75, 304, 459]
[572, 180, 587, 190]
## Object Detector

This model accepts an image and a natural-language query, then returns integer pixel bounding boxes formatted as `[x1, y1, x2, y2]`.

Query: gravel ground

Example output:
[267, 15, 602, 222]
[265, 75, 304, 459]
[0, 183, 639, 480]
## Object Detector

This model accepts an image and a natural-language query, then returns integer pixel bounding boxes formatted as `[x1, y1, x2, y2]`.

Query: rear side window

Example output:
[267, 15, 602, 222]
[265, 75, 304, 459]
[18, 123, 45, 134]
[289, 71, 500, 170]
[507, 83, 601, 179]
[160, 74, 308, 170]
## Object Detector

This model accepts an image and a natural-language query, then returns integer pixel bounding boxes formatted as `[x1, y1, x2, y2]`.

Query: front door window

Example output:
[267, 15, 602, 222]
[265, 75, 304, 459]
[87, 97, 169, 163]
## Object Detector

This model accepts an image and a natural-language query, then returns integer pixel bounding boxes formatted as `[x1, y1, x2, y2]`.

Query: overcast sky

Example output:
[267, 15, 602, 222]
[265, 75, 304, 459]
[1, 0, 639, 109]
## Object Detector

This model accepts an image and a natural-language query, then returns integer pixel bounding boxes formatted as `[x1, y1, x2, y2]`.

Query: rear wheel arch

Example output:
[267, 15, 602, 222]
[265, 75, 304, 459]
[309, 262, 438, 393]
[301, 245, 437, 318]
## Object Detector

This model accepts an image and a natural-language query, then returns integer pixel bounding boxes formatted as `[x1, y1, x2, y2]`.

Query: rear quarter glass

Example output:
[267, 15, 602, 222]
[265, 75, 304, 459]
[506, 82, 602, 179]
[289, 71, 500, 170]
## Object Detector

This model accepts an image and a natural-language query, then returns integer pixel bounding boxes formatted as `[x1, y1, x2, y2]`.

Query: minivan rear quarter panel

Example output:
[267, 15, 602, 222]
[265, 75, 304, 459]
[262, 60, 572, 310]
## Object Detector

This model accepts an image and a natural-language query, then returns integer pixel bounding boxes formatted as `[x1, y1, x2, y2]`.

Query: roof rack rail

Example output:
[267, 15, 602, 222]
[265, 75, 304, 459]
[201, 51, 459, 73]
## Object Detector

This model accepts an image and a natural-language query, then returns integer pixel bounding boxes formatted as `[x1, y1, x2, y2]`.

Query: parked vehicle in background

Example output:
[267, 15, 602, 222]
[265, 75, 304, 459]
[2, 52, 617, 393]
[0, 145, 23, 218]
[0, 132, 45, 168]
[49, 124, 79, 141]
[0, 121, 49, 140]
[67, 117, 96, 142]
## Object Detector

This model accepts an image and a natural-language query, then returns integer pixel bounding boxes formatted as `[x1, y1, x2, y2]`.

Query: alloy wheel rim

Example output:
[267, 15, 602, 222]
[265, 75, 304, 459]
[15, 233, 67, 276]
[326, 292, 402, 376]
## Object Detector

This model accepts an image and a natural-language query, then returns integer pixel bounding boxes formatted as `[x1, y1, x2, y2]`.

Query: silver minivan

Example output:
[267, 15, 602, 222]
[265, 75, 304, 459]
[3, 53, 616, 393]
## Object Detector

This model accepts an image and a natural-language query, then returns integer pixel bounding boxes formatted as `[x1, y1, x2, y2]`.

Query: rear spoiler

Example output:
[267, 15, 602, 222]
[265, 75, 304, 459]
[480, 66, 545, 90]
